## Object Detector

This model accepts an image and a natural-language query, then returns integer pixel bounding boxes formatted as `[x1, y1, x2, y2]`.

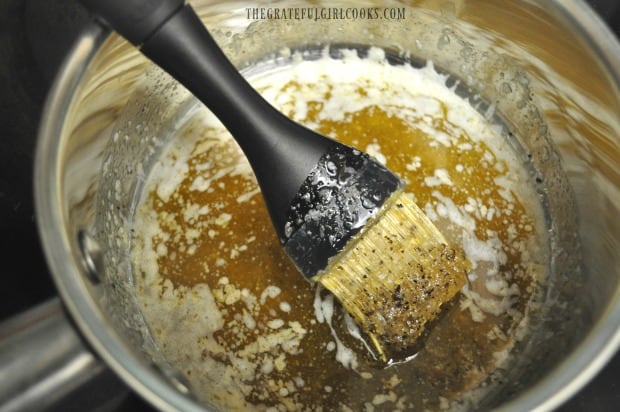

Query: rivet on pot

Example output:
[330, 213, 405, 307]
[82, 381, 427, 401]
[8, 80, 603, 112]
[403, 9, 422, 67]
[77, 230, 103, 284]
[153, 363, 192, 396]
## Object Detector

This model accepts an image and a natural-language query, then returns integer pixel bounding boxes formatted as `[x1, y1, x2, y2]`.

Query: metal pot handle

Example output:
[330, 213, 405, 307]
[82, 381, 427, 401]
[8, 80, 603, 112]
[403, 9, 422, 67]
[0, 298, 131, 411]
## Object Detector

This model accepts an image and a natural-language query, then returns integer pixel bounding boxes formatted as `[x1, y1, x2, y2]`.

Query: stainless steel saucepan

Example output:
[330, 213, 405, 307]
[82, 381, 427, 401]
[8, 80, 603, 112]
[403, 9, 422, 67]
[1, 1, 619, 411]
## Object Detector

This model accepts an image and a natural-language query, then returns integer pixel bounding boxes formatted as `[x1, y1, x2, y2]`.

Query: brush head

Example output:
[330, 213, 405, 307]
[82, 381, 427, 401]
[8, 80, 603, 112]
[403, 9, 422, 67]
[316, 191, 469, 363]
[282, 143, 468, 363]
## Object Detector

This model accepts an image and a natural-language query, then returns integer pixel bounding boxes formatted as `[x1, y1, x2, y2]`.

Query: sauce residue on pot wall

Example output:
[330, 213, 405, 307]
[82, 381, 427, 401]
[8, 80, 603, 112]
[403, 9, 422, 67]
[130, 47, 547, 411]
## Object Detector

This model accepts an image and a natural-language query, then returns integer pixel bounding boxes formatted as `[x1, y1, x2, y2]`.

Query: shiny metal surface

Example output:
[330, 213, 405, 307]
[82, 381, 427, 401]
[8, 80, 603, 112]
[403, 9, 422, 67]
[0, 299, 114, 412]
[34, 23, 201, 411]
[1, 0, 619, 410]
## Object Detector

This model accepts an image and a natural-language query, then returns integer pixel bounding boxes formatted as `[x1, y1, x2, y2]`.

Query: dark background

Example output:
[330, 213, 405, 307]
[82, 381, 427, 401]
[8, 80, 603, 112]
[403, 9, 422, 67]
[0, 0, 618, 410]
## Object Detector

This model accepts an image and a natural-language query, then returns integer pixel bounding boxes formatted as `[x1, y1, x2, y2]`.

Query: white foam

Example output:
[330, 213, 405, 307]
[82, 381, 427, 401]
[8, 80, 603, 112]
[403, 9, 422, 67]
[130, 45, 547, 410]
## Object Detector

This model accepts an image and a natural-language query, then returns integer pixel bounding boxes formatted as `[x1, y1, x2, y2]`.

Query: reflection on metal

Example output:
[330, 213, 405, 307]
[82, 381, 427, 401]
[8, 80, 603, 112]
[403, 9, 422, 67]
[78, 229, 104, 284]
[0, 299, 106, 411]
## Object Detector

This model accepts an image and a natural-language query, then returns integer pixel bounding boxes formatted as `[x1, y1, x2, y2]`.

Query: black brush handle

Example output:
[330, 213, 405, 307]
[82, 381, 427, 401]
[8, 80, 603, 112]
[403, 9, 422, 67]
[77, 0, 335, 241]
[77, 0, 185, 45]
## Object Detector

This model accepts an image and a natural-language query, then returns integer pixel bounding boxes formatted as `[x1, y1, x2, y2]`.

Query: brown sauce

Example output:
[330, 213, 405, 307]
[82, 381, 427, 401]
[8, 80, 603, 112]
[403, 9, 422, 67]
[131, 53, 546, 411]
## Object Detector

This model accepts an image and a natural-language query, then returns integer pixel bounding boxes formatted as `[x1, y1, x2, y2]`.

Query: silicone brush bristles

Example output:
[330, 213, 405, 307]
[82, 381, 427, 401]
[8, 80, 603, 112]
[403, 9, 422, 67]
[314, 191, 469, 363]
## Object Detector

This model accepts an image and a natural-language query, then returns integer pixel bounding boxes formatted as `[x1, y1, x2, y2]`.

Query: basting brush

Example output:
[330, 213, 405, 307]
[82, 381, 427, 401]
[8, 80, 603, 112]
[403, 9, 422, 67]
[77, 0, 469, 362]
